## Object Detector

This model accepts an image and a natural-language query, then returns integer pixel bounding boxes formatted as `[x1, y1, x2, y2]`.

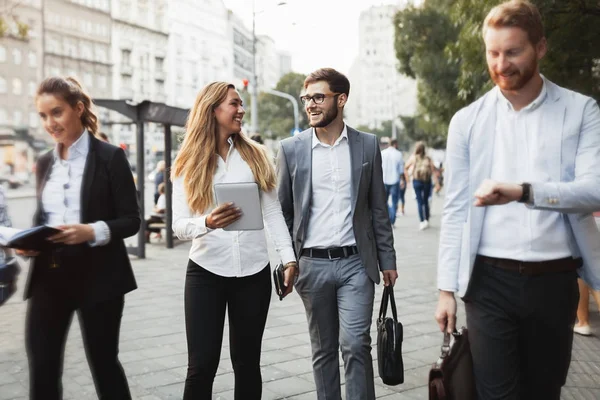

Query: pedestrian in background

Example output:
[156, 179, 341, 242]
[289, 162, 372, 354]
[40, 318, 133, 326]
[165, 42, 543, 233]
[22, 76, 140, 400]
[153, 160, 166, 205]
[404, 141, 435, 230]
[435, 1, 600, 398]
[574, 279, 600, 335]
[171, 81, 297, 400]
[381, 137, 404, 226]
[277, 68, 397, 400]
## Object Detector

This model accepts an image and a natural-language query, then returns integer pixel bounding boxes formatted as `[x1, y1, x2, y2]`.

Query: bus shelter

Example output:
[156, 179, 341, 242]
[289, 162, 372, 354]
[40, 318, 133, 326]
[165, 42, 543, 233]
[94, 99, 189, 258]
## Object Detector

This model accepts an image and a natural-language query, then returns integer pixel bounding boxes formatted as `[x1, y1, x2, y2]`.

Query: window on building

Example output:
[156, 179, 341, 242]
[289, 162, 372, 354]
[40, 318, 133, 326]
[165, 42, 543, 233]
[81, 44, 93, 60]
[28, 51, 37, 67]
[121, 49, 131, 66]
[0, 77, 6, 93]
[97, 75, 107, 89]
[84, 73, 93, 88]
[28, 81, 36, 96]
[29, 111, 38, 128]
[122, 75, 132, 88]
[0, 108, 7, 123]
[13, 110, 23, 125]
[155, 79, 164, 94]
[155, 57, 164, 71]
[12, 78, 22, 95]
[13, 49, 22, 65]
[95, 46, 107, 63]
[0, 46, 6, 62]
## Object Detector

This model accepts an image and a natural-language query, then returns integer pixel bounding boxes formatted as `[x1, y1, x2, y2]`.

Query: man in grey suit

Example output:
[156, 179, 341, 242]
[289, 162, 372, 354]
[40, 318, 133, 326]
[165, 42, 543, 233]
[435, 1, 600, 399]
[276, 68, 398, 400]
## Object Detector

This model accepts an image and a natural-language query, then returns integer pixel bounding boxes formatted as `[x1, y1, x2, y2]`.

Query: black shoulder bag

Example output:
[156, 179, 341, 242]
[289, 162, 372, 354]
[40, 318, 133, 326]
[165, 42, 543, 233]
[377, 285, 404, 385]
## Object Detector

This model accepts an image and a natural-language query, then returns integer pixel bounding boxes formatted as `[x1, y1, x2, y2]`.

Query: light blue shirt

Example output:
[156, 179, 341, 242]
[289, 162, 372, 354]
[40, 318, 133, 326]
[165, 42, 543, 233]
[381, 146, 404, 185]
[42, 131, 110, 246]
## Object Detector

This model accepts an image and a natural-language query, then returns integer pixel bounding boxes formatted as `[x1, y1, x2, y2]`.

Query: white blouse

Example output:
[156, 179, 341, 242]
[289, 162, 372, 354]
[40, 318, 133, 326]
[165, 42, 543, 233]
[172, 140, 296, 277]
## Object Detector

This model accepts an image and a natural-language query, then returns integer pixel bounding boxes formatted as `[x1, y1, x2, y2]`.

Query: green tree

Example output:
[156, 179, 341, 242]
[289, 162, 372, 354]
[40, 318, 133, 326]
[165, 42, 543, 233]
[246, 72, 309, 139]
[0, 1, 29, 39]
[394, 0, 600, 145]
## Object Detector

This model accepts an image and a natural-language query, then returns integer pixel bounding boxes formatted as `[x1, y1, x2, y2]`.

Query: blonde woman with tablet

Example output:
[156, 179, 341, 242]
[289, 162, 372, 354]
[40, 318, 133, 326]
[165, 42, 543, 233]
[171, 81, 297, 400]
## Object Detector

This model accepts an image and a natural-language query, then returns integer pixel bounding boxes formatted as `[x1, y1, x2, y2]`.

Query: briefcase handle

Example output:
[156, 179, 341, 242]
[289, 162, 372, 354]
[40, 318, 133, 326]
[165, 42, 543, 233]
[378, 285, 398, 323]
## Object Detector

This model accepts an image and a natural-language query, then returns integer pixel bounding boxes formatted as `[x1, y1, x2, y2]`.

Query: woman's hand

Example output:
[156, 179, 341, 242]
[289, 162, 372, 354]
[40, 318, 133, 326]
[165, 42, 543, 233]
[48, 224, 95, 245]
[282, 262, 297, 298]
[206, 203, 242, 229]
[15, 249, 40, 257]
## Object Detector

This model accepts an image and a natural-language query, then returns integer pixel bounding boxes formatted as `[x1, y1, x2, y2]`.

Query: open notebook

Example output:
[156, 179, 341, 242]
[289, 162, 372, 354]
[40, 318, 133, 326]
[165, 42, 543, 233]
[0, 226, 63, 251]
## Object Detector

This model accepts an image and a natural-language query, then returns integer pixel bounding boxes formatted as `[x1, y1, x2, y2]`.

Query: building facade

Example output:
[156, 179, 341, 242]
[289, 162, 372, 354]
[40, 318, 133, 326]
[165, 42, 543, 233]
[44, 0, 112, 101]
[346, 3, 417, 132]
[109, 0, 168, 149]
[166, 0, 231, 109]
[0, 0, 44, 140]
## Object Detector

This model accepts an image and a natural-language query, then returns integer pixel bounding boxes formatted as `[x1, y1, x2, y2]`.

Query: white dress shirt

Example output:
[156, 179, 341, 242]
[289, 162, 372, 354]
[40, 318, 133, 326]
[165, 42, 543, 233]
[381, 147, 404, 185]
[42, 131, 110, 246]
[479, 81, 572, 261]
[172, 138, 296, 277]
[303, 125, 356, 249]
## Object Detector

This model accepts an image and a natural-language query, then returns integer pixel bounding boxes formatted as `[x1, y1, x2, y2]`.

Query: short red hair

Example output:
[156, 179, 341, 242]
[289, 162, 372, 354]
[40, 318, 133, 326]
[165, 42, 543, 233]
[482, 0, 544, 45]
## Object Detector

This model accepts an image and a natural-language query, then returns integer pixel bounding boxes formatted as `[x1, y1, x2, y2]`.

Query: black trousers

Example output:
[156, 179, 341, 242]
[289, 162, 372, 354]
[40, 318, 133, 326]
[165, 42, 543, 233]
[464, 256, 579, 400]
[25, 273, 131, 400]
[183, 260, 272, 400]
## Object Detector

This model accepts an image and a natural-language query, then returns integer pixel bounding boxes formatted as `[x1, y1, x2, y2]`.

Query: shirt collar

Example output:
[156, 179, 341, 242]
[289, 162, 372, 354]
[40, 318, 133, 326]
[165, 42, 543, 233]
[312, 124, 348, 149]
[53, 130, 90, 161]
[496, 77, 548, 113]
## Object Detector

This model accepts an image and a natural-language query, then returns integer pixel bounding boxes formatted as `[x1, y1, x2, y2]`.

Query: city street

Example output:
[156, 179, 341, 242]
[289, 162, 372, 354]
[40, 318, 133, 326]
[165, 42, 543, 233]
[1, 192, 599, 399]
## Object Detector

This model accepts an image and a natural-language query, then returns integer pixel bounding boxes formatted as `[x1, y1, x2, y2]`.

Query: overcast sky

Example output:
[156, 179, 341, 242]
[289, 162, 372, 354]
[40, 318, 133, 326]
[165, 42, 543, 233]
[222, 0, 407, 76]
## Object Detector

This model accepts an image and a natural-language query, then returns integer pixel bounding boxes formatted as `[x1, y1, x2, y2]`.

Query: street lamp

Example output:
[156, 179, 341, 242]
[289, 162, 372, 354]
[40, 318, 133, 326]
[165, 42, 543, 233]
[251, 1, 287, 135]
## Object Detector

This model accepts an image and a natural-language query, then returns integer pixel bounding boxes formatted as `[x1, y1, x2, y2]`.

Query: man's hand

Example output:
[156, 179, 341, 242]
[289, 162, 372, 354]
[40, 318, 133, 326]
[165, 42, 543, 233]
[435, 290, 457, 333]
[282, 262, 297, 298]
[382, 270, 398, 287]
[206, 203, 242, 229]
[48, 224, 95, 245]
[474, 179, 523, 207]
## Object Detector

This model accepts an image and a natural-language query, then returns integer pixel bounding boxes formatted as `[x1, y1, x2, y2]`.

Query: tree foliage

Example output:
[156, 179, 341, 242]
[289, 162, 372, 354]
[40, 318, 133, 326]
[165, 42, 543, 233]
[247, 72, 310, 139]
[0, 1, 29, 39]
[394, 0, 600, 147]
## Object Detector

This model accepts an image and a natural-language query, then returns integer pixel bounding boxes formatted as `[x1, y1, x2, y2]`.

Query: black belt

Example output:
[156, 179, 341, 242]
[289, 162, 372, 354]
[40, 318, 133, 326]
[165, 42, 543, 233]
[477, 255, 582, 276]
[301, 246, 359, 260]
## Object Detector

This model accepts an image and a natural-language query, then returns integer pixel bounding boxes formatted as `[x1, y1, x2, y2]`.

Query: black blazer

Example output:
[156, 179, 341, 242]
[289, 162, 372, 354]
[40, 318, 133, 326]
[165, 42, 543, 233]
[24, 133, 140, 304]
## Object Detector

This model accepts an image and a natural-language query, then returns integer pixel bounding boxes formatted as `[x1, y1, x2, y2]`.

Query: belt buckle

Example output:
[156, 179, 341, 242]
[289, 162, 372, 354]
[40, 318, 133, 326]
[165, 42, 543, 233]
[327, 249, 341, 260]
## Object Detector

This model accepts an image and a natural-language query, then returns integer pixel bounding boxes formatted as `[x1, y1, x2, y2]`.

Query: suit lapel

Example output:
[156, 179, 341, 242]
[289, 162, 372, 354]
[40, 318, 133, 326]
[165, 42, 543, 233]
[294, 131, 312, 228]
[348, 127, 363, 213]
[80, 134, 96, 223]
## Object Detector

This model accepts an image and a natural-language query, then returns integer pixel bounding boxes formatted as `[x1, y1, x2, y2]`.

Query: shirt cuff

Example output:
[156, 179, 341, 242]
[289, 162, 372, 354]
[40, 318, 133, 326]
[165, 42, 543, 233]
[192, 215, 213, 238]
[88, 221, 111, 247]
[281, 249, 297, 265]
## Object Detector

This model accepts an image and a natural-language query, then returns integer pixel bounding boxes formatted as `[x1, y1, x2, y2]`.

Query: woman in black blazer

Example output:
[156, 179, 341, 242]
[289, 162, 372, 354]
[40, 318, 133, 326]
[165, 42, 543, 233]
[19, 76, 140, 400]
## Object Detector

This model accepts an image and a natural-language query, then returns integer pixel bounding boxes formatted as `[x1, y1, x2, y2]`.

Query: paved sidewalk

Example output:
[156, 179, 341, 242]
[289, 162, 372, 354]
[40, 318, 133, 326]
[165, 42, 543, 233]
[1, 196, 599, 399]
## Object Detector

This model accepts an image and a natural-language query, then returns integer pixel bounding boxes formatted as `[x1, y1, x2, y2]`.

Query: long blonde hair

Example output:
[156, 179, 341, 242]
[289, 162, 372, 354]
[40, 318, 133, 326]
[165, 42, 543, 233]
[36, 76, 100, 137]
[171, 82, 275, 214]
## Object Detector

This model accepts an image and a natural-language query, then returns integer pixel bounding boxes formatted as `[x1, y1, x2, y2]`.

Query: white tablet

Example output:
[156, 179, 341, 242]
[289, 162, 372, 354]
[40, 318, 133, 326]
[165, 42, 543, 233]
[213, 182, 264, 231]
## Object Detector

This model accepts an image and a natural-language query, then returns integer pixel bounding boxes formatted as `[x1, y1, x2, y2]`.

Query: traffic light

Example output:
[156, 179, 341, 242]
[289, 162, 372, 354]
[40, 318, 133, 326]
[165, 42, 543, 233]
[242, 79, 249, 91]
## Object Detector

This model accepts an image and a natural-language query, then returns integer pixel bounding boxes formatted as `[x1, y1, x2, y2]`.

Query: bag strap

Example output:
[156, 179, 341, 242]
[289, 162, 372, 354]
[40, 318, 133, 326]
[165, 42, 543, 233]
[378, 285, 390, 320]
[387, 286, 398, 322]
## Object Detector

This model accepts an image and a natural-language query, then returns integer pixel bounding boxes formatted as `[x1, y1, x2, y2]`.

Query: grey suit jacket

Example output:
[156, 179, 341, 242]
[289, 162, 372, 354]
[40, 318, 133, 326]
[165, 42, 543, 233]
[276, 126, 396, 284]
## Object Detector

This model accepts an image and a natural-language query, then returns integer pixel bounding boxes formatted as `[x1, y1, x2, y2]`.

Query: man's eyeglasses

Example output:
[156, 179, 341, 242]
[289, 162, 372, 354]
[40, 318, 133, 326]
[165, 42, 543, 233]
[300, 93, 341, 105]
